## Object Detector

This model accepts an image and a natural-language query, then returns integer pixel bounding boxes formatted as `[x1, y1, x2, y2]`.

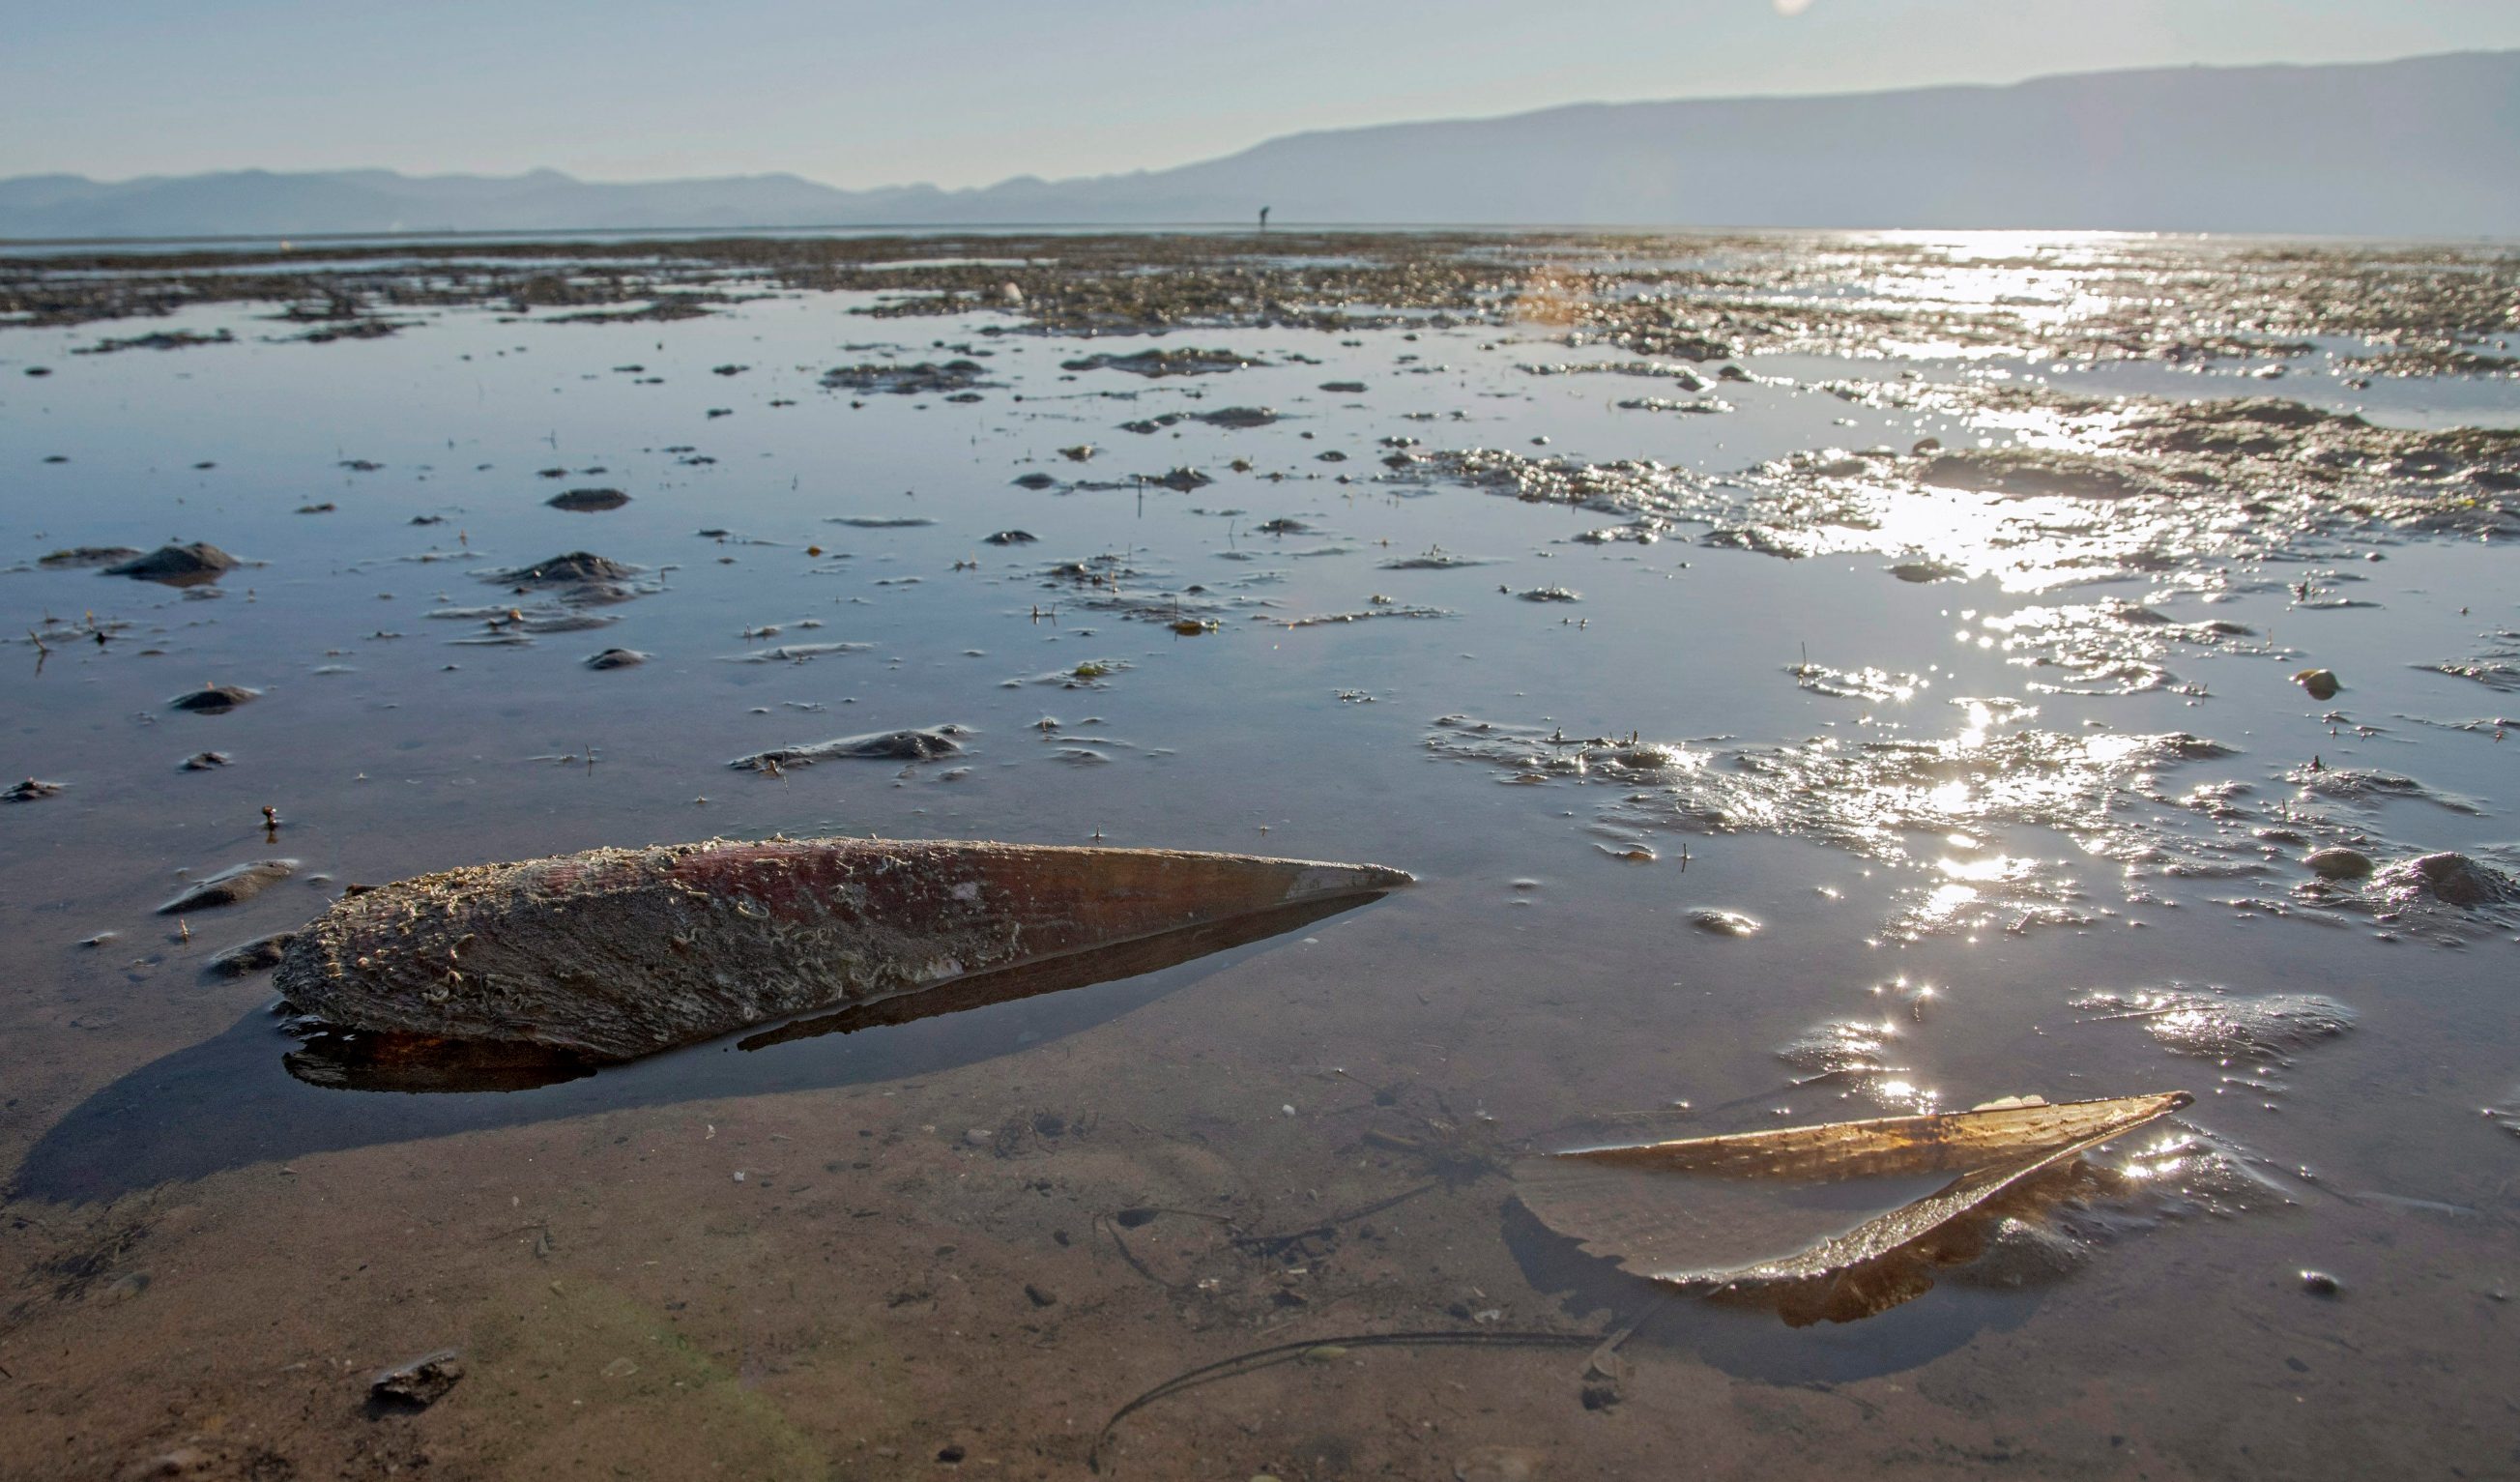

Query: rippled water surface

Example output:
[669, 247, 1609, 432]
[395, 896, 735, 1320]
[3, 231, 2516, 1480]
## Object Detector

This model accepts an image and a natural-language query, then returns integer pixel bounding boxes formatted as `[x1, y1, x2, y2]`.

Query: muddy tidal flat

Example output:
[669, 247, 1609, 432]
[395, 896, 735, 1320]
[4, 229, 2518, 1480]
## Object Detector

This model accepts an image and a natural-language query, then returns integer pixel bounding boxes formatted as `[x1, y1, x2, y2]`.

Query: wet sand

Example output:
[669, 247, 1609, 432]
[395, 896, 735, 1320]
[2, 229, 2516, 1480]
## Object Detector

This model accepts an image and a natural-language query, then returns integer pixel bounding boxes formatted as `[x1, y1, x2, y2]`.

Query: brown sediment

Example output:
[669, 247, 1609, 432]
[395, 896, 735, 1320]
[274, 837, 1411, 1061]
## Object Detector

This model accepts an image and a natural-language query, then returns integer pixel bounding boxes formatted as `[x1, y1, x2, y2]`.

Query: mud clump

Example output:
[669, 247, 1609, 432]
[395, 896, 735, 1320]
[820, 360, 993, 395]
[2074, 986, 2355, 1063]
[102, 542, 239, 585]
[204, 930, 297, 978]
[75, 328, 235, 355]
[547, 487, 629, 512]
[731, 725, 970, 771]
[484, 552, 640, 588]
[38, 546, 142, 569]
[168, 684, 260, 715]
[1919, 452, 2143, 501]
[158, 858, 298, 914]
[2371, 852, 2519, 910]
[724, 642, 871, 665]
[1059, 348, 1263, 378]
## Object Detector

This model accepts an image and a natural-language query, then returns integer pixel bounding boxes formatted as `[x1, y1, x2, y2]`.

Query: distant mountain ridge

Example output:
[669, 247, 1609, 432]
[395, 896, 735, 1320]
[6, 50, 2516, 240]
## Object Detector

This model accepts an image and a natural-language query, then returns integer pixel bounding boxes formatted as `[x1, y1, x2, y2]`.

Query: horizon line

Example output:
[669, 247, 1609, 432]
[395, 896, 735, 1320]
[7, 45, 2512, 196]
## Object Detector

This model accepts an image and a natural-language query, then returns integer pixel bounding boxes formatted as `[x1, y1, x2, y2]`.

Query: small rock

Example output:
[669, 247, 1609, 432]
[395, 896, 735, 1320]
[2303, 846, 2374, 881]
[204, 931, 296, 978]
[179, 751, 232, 771]
[2301, 1270, 2341, 1296]
[1688, 908, 1761, 937]
[4, 777, 64, 802]
[168, 684, 260, 715]
[370, 1349, 464, 1409]
[158, 858, 297, 915]
[965, 1127, 994, 1147]
[2293, 668, 2342, 702]
[985, 530, 1038, 545]
[1024, 1283, 1057, 1308]
[585, 648, 649, 670]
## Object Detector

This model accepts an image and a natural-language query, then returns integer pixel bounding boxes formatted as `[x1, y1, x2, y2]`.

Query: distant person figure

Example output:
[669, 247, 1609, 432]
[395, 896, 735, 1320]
[1259, 206, 1270, 233]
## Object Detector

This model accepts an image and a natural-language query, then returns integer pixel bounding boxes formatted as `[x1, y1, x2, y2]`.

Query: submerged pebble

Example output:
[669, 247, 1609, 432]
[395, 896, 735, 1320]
[730, 725, 970, 770]
[203, 931, 297, 978]
[158, 858, 299, 915]
[1689, 908, 1761, 937]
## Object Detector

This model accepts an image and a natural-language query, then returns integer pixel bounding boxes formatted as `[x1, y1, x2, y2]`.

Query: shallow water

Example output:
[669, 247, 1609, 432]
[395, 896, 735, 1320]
[3, 231, 2517, 1480]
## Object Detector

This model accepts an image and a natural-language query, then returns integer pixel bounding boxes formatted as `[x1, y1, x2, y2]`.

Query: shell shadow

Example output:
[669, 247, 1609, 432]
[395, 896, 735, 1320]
[1498, 1173, 2070, 1384]
[10, 891, 1391, 1206]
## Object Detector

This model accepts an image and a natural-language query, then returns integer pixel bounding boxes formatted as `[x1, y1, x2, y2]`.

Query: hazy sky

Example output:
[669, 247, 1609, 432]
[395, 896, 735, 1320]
[7, 0, 2516, 188]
